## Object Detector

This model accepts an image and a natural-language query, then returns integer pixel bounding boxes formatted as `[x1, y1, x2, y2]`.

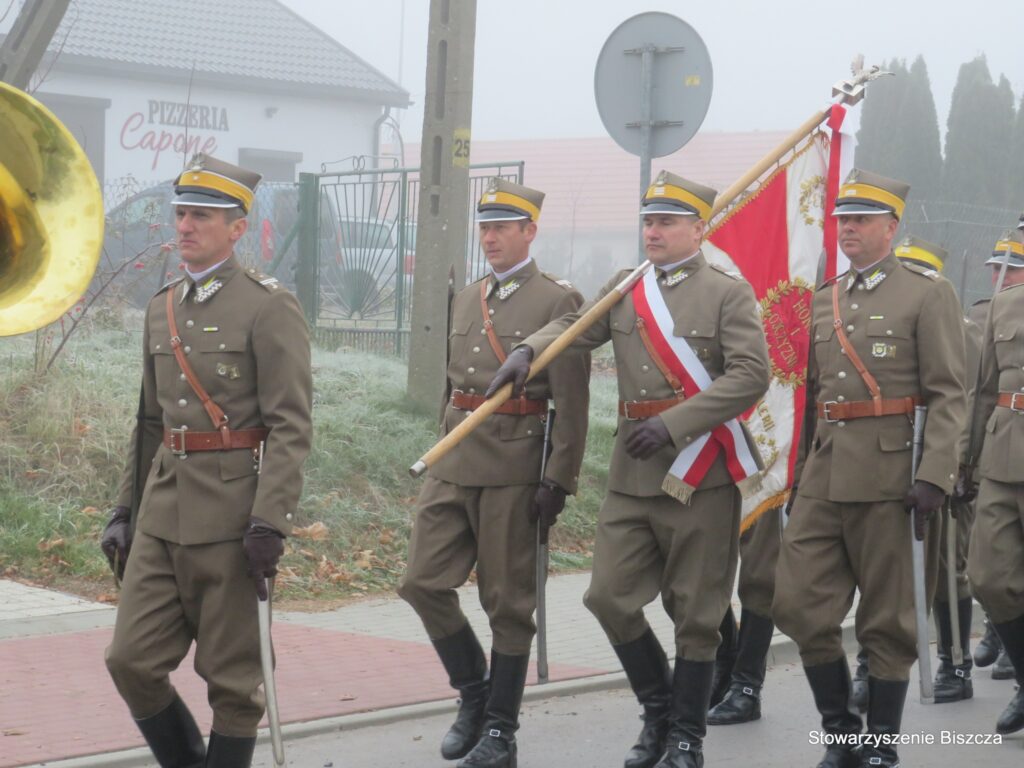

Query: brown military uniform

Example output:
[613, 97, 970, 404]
[523, 253, 770, 660]
[967, 284, 1024, 622]
[738, 509, 781, 618]
[105, 257, 313, 736]
[939, 298, 986, 603]
[398, 259, 590, 654]
[774, 251, 967, 680]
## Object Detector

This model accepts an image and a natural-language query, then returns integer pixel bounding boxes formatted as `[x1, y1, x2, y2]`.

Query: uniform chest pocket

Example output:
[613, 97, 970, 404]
[866, 319, 911, 340]
[675, 321, 718, 365]
[196, 333, 247, 354]
[994, 324, 1022, 368]
[865, 320, 911, 364]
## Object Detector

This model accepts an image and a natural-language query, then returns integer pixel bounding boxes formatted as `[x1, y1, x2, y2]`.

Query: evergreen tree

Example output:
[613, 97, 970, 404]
[855, 59, 908, 172]
[893, 56, 942, 204]
[1009, 93, 1024, 212]
[942, 57, 1015, 208]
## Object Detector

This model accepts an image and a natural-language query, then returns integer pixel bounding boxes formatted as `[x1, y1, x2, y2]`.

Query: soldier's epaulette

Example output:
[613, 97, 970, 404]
[816, 272, 846, 291]
[709, 263, 743, 280]
[243, 267, 282, 291]
[541, 271, 574, 290]
[900, 261, 940, 280]
[155, 276, 184, 295]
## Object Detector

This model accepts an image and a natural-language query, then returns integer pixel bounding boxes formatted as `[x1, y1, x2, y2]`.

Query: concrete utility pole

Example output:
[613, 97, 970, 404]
[0, 0, 71, 89]
[406, 0, 477, 413]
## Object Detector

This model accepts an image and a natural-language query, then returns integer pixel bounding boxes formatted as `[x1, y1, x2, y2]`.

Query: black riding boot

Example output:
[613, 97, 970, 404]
[992, 615, 1024, 734]
[709, 607, 738, 708]
[653, 658, 714, 768]
[858, 678, 907, 767]
[933, 597, 973, 703]
[613, 628, 672, 768]
[850, 648, 869, 713]
[992, 649, 1015, 680]
[708, 609, 774, 725]
[457, 650, 529, 768]
[433, 623, 490, 759]
[974, 618, 1002, 667]
[204, 732, 255, 768]
[804, 658, 862, 768]
[134, 693, 206, 768]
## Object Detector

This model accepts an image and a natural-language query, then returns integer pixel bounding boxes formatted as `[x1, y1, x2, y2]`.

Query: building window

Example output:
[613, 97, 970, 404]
[238, 148, 303, 182]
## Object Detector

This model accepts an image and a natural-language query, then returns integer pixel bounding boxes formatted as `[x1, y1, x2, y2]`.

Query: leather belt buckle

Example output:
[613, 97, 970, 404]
[168, 425, 189, 456]
[820, 401, 840, 423]
[1011, 392, 1024, 412]
[622, 400, 642, 420]
[450, 389, 466, 409]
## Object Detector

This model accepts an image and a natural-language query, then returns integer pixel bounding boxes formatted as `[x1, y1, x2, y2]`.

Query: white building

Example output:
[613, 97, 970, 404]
[1, 0, 409, 195]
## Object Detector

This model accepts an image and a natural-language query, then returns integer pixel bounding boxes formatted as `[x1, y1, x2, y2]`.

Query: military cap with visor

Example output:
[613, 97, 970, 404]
[895, 236, 947, 273]
[833, 168, 910, 220]
[985, 229, 1024, 269]
[640, 170, 717, 222]
[476, 178, 544, 222]
[172, 153, 262, 214]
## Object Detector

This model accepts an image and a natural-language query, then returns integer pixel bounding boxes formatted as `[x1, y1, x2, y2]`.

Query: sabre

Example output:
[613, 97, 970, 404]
[945, 500, 963, 666]
[909, 405, 934, 703]
[535, 405, 556, 684]
[258, 578, 285, 766]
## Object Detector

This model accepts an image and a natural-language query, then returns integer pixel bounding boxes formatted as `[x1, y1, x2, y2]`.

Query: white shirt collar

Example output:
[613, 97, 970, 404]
[491, 256, 533, 283]
[186, 257, 230, 283]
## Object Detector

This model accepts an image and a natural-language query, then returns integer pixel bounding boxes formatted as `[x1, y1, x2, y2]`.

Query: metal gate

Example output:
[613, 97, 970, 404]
[294, 159, 524, 355]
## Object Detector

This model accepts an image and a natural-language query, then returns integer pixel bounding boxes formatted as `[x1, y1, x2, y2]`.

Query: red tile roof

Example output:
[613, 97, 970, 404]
[399, 132, 791, 232]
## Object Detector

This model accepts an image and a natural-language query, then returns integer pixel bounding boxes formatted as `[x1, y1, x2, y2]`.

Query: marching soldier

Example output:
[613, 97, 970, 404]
[398, 179, 590, 768]
[963, 226, 1024, 735]
[707, 507, 781, 725]
[100, 155, 313, 766]
[965, 234, 1024, 680]
[773, 170, 966, 768]
[893, 237, 978, 704]
[488, 171, 771, 768]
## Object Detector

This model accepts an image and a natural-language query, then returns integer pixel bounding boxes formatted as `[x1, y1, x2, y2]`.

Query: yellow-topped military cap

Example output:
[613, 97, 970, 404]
[641, 170, 717, 221]
[895, 236, 946, 273]
[986, 229, 1024, 268]
[477, 178, 544, 222]
[173, 153, 261, 213]
[833, 169, 910, 220]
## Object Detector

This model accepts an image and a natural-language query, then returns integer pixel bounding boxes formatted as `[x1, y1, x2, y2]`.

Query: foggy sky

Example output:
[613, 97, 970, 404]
[282, 0, 1023, 147]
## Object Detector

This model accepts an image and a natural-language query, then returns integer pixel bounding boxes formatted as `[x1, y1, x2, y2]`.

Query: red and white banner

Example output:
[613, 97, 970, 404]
[703, 118, 852, 530]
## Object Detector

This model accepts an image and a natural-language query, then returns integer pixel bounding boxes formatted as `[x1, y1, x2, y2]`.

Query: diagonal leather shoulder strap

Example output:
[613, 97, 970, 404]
[831, 280, 883, 415]
[165, 289, 233, 447]
[479, 279, 507, 363]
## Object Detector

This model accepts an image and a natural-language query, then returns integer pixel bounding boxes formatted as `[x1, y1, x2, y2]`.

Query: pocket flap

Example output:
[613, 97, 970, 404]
[196, 332, 247, 353]
[674, 321, 716, 339]
[878, 427, 913, 452]
[867, 319, 911, 339]
[220, 448, 258, 480]
[499, 414, 546, 441]
[995, 325, 1019, 343]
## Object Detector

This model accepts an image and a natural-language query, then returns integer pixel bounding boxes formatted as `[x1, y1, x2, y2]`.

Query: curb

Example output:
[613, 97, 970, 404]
[20, 608, 987, 768]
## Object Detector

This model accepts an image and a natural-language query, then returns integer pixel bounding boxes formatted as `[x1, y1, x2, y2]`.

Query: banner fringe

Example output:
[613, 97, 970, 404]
[739, 490, 790, 534]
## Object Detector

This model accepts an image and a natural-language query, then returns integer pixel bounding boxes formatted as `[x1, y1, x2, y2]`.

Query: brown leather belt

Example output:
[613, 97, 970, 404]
[997, 392, 1024, 411]
[816, 396, 921, 422]
[451, 390, 547, 416]
[164, 427, 269, 455]
[619, 397, 684, 420]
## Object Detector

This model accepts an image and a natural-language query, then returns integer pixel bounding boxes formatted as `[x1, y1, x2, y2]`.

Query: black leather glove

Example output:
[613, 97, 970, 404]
[484, 346, 533, 398]
[624, 416, 672, 460]
[952, 464, 977, 504]
[532, 481, 567, 543]
[243, 517, 285, 600]
[904, 480, 945, 542]
[100, 505, 133, 581]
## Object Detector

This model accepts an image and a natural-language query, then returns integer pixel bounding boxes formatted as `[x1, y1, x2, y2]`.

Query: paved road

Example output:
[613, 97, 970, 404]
[264, 655, 1023, 768]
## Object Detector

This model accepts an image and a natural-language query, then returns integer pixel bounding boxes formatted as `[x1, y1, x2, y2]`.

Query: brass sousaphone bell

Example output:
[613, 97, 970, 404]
[0, 81, 103, 336]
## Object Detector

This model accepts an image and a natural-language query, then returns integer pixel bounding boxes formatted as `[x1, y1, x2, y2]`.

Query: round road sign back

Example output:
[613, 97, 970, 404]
[594, 12, 713, 158]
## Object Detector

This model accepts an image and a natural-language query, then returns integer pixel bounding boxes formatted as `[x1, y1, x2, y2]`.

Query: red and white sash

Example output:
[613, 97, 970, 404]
[631, 267, 762, 502]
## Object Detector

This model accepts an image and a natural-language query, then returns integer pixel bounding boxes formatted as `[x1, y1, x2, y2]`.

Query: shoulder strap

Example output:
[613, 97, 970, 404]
[165, 289, 233, 447]
[479, 279, 507, 364]
[831, 280, 883, 414]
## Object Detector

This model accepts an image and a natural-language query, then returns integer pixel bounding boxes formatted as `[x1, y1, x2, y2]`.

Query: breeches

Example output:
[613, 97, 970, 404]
[968, 478, 1024, 623]
[738, 506, 781, 618]
[583, 485, 741, 661]
[105, 531, 264, 737]
[398, 477, 538, 654]
[773, 497, 939, 681]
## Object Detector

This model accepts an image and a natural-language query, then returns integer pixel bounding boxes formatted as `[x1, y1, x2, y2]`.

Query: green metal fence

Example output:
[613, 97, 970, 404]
[295, 159, 524, 355]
